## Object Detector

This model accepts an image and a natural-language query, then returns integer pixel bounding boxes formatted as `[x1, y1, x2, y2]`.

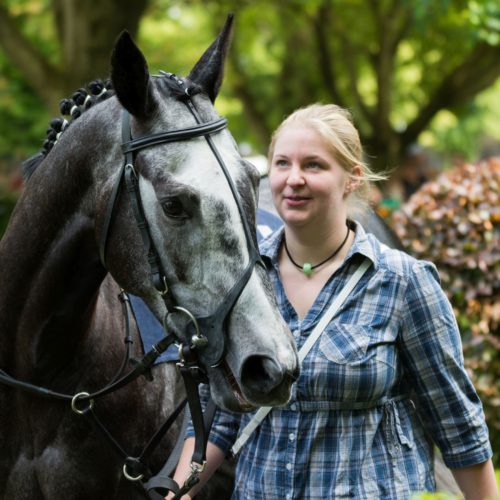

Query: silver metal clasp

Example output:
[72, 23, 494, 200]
[71, 392, 94, 415]
[173, 306, 208, 348]
[122, 463, 144, 482]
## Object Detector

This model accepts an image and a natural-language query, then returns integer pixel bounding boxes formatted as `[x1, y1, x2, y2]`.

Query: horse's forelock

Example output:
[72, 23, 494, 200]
[157, 75, 202, 100]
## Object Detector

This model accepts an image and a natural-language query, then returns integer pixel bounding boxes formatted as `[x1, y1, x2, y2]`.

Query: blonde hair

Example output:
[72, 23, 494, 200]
[268, 103, 387, 214]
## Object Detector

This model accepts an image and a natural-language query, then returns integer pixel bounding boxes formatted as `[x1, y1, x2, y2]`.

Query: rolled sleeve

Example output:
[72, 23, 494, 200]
[399, 261, 492, 468]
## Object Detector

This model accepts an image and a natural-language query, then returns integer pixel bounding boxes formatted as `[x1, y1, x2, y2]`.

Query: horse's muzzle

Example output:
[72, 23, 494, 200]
[239, 354, 300, 406]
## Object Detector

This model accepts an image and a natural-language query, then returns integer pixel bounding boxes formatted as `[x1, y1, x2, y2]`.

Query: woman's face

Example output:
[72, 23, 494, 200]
[269, 124, 351, 229]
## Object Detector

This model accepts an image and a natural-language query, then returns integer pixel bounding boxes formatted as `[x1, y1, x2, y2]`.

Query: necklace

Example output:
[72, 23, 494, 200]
[284, 223, 350, 277]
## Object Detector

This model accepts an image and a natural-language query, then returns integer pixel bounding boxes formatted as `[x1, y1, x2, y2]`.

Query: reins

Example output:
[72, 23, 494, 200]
[0, 289, 180, 481]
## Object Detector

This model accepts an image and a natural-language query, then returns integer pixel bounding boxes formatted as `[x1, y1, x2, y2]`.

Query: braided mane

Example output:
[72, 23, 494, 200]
[22, 74, 202, 180]
[22, 79, 115, 180]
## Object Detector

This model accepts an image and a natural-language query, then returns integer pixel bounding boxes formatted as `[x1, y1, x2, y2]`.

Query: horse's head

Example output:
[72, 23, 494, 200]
[96, 16, 298, 412]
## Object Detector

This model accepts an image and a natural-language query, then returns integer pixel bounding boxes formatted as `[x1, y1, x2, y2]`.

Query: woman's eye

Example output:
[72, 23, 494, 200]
[161, 198, 185, 218]
[306, 161, 321, 169]
[274, 159, 288, 168]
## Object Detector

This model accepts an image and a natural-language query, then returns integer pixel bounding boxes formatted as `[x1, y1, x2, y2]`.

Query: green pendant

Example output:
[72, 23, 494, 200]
[302, 262, 313, 276]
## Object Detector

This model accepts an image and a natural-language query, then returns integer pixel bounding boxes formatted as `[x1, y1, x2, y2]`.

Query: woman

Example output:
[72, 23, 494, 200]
[168, 104, 497, 499]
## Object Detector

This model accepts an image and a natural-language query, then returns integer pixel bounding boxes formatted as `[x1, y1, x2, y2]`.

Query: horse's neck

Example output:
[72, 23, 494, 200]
[0, 167, 107, 373]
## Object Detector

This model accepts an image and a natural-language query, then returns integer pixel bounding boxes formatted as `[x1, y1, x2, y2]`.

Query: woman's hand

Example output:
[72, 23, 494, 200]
[164, 438, 227, 500]
[165, 493, 191, 500]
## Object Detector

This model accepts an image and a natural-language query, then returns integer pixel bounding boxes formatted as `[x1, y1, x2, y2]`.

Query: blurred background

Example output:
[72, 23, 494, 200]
[0, 0, 499, 475]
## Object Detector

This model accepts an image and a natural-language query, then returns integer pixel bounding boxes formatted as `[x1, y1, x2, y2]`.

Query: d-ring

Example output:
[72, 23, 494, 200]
[71, 392, 94, 415]
[173, 306, 207, 347]
[122, 464, 144, 482]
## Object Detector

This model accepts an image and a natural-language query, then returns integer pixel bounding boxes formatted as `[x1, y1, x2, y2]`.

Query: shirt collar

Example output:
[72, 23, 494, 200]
[259, 220, 378, 271]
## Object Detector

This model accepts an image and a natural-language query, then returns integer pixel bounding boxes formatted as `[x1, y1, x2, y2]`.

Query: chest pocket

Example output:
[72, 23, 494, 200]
[319, 323, 374, 364]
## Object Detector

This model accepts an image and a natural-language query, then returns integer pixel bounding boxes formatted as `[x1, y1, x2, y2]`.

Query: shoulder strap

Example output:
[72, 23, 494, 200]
[230, 257, 371, 457]
[297, 257, 371, 363]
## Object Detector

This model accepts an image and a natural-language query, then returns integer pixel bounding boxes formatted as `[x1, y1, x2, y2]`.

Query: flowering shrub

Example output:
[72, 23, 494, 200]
[391, 157, 500, 466]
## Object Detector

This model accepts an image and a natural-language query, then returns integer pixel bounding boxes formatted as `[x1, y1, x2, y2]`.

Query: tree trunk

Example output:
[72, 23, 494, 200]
[0, 0, 150, 113]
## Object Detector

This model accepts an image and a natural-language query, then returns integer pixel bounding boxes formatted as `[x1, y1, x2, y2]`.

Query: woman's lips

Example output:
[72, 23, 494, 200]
[284, 195, 310, 207]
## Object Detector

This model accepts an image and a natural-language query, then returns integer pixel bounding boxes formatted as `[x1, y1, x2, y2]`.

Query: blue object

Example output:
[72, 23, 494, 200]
[256, 208, 282, 241]
[128, 294, 180, 364]
[129, 209, 283, 365]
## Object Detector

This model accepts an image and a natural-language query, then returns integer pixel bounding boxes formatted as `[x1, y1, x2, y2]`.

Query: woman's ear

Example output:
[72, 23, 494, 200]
[345, 165, 363, 195]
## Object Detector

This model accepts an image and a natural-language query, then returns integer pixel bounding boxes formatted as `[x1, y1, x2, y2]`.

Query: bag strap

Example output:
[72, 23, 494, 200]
[230, 257, 371, 457]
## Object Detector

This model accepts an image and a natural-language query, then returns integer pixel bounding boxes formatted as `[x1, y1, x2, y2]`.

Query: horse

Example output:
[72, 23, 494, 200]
[0, 15, 299, 499]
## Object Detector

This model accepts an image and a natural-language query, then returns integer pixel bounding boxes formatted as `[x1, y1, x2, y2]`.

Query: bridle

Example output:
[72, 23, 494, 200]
[0, 73, 265, 499]
[99, 72, 264, 369]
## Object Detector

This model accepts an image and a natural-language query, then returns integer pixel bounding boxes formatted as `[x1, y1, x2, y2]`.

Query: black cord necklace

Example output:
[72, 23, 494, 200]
[284, 223, 350, 277]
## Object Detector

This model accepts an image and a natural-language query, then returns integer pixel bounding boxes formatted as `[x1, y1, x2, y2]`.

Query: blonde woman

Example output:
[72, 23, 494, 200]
[168, 104, 497, 500]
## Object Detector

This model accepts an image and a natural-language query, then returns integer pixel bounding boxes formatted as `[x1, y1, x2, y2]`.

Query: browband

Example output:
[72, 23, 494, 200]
[121, 117, 228, 155]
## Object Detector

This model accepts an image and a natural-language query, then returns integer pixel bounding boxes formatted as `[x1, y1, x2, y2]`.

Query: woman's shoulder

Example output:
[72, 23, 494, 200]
[359, 225, 439, 284]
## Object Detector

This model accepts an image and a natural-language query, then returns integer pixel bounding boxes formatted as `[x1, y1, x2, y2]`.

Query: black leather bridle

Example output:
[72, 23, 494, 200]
[0, 73, 265, 499]
[99, 72, 264, 369]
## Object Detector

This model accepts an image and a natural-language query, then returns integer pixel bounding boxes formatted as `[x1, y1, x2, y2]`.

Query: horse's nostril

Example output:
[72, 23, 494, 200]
[240, 355, 283, 393]
[289, 365, 300, 383]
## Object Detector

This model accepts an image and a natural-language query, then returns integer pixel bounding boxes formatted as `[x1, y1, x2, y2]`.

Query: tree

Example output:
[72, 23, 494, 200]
[0, 0, 149, 112]
[0, 0, 499, 171]
[198, 0, 500, 171]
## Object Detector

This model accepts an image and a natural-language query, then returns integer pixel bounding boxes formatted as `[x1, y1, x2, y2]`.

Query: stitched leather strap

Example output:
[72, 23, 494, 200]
[122, 117, 227, 154]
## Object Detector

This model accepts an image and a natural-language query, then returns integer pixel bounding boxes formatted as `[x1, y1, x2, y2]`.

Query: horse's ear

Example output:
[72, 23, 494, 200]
[111, 31, 155, 118]
[187, 14, 234, 102]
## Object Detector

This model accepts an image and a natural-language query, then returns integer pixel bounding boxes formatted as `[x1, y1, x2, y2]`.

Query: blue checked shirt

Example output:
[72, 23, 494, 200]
[189, 222, 492, 499]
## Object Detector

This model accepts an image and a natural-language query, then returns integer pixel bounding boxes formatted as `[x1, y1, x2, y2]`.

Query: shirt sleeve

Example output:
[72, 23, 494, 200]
[185, 383, 242, 456]
[399, 260, 492, 468]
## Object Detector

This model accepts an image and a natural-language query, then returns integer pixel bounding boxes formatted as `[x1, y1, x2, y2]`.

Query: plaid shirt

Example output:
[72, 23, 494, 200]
[190, 222, 492, 499]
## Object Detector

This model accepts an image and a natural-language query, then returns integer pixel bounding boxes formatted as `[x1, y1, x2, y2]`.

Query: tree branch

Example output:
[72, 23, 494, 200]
[402, 41, 500, 147]
[337, 30, 373, 123]
[0, 4, 61, 109]
[368, 0, 394, 142]
[228, 50, 273, 150]
[312, 2, 346, 107]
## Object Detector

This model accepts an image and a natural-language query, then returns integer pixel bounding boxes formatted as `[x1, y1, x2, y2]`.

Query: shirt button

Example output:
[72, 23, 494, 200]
[289, 433, 295, 441]
[286, 463, 292, 471]
[290, 403, 297, 411]
[292, 329, 300, 336]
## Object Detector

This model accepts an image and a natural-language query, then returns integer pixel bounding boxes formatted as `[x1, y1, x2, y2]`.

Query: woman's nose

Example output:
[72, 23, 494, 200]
[286, 165, 305, 186]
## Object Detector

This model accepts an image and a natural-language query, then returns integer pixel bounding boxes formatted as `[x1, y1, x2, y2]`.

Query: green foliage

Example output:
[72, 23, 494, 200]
[420, 80, 500, 165]
[4, 0, 57, 57]
[0, 0, 499, 166]
[469, 0, 500, 44]
[392, 157, 500, 466]
[0, 50, 49, 160]
[0, 0, 56, 161]
[411, 492, 460, 500]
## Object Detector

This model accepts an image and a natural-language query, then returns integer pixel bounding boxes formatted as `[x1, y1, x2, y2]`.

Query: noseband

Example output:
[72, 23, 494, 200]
[99, 73, 264, 369]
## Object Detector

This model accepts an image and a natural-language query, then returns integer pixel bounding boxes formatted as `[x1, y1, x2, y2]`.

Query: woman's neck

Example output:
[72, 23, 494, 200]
[283, 219, 353, 268]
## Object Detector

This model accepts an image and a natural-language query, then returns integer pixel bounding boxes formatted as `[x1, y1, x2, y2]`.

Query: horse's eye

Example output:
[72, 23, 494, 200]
[161, 198, 185, 218]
